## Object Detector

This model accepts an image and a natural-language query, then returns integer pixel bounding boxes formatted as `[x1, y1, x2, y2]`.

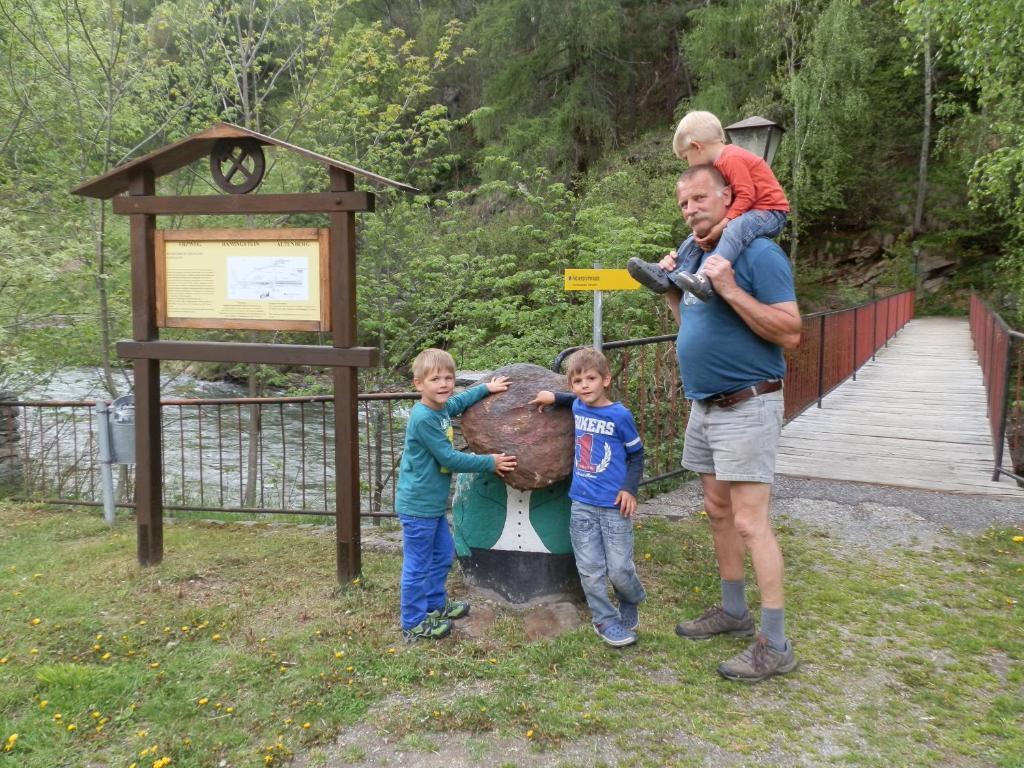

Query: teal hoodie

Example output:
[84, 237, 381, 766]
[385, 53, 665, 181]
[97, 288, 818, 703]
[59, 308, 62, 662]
[394, 384, 496, 517]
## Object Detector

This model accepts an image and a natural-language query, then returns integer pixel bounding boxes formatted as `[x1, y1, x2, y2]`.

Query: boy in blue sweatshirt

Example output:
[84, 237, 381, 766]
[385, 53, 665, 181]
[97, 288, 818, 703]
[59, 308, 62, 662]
[395, 348, 517, 642]
[531, 347, 646, 647]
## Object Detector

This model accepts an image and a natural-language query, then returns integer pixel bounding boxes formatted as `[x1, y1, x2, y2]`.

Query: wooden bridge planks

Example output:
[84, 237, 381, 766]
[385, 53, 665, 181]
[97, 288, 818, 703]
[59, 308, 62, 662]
[776, 316, 1022, 498]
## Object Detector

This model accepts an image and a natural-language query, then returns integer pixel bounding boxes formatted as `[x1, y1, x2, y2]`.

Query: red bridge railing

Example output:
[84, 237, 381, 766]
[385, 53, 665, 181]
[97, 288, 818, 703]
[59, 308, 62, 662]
[784, 290, 915, 420]
[969, 295, 1024, 484]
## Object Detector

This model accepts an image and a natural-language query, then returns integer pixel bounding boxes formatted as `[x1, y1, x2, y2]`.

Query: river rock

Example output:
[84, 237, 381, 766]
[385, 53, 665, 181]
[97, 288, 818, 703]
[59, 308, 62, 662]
[461, 363, 573, 490]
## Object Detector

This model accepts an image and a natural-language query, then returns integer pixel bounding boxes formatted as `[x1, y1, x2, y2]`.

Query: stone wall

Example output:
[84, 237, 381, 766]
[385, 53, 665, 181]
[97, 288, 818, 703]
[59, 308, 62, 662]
[0, 392, 22, 489]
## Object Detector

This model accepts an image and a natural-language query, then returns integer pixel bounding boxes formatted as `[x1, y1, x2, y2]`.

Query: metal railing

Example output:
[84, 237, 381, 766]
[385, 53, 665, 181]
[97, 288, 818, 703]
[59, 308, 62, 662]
[969, 295, 1024, 485]
[0, 291, 918, 515]
[784, 290, 915, 420]
[0, 393, 418, 519]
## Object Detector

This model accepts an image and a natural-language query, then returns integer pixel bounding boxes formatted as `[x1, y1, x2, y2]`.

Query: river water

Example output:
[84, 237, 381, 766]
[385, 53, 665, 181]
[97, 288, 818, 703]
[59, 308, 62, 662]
[17, 368, 413, 515]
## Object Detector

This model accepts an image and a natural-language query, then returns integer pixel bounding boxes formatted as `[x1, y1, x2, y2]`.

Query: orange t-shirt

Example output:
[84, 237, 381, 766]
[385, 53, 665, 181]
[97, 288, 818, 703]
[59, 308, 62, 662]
[714, 144, 790, 219]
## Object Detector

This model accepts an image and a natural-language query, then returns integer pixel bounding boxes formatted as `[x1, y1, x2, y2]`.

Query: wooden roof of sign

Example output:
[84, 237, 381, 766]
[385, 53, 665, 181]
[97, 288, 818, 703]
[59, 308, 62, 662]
[71, 122, 419, 199]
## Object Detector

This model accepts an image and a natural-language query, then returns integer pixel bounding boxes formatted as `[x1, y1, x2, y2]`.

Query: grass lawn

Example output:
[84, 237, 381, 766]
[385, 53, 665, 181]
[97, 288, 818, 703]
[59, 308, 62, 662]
[0, 500, 1021, 767]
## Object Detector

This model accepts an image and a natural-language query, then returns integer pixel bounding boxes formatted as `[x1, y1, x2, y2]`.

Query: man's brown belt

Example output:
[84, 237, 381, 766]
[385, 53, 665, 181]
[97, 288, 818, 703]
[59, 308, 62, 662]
[703, 379, 782, 408]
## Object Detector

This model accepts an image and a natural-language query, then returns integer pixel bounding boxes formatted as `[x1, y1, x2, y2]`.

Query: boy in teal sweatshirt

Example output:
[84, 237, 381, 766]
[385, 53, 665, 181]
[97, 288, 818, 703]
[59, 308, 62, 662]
[395, 348, 517, 642]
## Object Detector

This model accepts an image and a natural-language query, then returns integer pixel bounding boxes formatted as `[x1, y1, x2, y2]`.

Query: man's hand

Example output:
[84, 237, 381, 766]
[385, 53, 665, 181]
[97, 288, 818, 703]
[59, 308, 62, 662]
[528, 390, 555, 412]
[694, 218, 728, 251]
[486, 375, 511, 394]
[616, 490, 638, 518]
[700, 254, 737, 298]
[657, 249, 678, 271]
[492, 453, 517, 477]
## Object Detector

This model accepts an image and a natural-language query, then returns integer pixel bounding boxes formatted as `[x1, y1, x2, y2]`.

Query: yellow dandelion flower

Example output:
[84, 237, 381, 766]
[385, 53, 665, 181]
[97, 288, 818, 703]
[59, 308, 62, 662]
[283, 718, 292, 724]
[182, 737, 190, 745]
[137, 730, 148, 738]
[4, 733, 18, 752]
[100, 718, 108, 725]
[39, 700, 48, 709]
[488, 658, 497, 664]
[197, 698, 208, 706]
[1013, 535, 1024, 543]
[180, 626, 189, 633]
[93, 645, 101, 651]
[643, 552, 652, 560]
[91, 711, 100, 719]
[66, 724, 77, 732]
[526, 729, 534, 739]
[225, 707, 235, 714]
[53, 714, 62, 721]
[214, 702, 222, 709]
[96, 634, 103, 640]
[30, 618, 41, 625]
[29, 648, 38, 655]
[387, 647, 396, 655]
[138, 619, 147, 625]
[334, 651, 344, 659]
[351, 578, 361, 585]
[211, 634, 222, 641]
[127, 650, 136, 657]
[101, 652, 111, 661]
[0, 658, 7, 665]
[302, 722, 311, 729]
[345, 665, 354, 672]
[148, 662, 160, 669]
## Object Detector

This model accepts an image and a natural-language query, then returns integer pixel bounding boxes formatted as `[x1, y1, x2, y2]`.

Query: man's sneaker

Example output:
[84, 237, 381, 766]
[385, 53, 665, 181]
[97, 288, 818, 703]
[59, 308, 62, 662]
[675, 605, 755, 640]
[593, 621, 637, 647]
[717, 635, 798, 683]
[402, 616, 453, 643]
[426, 599, 470, 621]
[626, 257, 672, 294]
[670, 270, 715, 301]
[619, 601, 639, 632]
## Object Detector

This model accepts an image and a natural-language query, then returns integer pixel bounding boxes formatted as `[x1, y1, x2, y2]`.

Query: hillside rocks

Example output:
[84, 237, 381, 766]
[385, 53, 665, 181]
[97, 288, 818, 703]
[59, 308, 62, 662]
[461, 363, 573, 490]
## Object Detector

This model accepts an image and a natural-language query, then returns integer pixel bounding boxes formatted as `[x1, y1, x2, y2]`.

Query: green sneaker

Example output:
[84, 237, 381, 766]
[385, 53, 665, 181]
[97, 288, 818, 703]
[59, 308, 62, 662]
[427, 599, 471, 621]
[402, 616, 453, 643]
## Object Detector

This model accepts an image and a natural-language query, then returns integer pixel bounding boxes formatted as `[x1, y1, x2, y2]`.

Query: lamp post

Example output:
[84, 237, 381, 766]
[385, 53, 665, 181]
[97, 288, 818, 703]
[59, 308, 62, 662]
[724, 116, 785, 167]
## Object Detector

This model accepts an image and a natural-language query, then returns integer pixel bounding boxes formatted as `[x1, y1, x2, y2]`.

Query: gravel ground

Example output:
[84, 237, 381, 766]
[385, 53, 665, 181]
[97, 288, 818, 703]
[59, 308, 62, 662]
[640, 474, 1024, 551]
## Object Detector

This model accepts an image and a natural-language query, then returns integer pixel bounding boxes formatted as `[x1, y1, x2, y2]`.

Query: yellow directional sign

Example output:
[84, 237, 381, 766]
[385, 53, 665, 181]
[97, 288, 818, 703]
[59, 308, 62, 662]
[563, 268, 640, 291]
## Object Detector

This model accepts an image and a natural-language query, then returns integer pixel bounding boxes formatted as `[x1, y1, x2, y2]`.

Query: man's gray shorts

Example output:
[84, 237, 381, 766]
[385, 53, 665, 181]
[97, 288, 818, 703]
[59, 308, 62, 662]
[682, 390, 785, 483]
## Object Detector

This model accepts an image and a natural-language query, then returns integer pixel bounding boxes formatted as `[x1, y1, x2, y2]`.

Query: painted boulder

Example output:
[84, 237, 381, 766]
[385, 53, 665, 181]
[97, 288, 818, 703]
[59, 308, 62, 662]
[452, 472, 580, 604]
[460, 363, 573, 491]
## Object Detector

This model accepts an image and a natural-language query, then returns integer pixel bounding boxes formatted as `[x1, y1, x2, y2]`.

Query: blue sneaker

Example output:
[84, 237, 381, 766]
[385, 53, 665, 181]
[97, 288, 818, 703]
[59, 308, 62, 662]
[593, 621, 637, 647]
[619, 602, 639, 632]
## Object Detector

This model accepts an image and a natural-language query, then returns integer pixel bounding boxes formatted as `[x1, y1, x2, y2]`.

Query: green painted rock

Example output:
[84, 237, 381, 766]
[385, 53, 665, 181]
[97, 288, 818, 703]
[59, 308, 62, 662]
[460, 363, 573, 490]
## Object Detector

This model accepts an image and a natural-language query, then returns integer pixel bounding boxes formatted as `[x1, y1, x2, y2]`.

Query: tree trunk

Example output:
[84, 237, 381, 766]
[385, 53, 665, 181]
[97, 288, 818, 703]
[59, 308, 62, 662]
[912, 29, 932, 237]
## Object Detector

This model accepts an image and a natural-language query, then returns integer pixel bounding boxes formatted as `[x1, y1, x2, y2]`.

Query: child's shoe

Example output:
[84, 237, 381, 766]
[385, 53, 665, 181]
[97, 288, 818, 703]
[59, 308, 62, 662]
[626, 257, 672, 294]
[426, 599, 471, 621]
[593, 620, 637, 647]
[618, 601, 640, 632]
[671, 270, 715, 301]
[402, 615, 453, 643]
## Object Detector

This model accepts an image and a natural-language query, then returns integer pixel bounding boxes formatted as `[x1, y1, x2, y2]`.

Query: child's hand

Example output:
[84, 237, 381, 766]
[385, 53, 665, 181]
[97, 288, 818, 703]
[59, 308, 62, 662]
[695, 218, 728, 250]
[528, 390, 555, 412]
[492, 453, 517, 477]
[486, 375, 511, 394]
[657, 249, 678, 271]
[616, 490, 638, 518]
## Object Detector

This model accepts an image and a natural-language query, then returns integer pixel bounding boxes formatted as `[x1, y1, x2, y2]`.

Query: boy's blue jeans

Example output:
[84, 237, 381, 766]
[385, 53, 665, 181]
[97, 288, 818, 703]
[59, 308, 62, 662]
[399, 513, 454, 629]
[671, 209, 788, 274]
[569, 501, 646, 627]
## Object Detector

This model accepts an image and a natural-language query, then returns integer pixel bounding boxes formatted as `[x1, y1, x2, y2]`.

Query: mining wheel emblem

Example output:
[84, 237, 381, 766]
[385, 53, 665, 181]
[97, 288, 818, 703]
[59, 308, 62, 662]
[210, 138, 266, 194]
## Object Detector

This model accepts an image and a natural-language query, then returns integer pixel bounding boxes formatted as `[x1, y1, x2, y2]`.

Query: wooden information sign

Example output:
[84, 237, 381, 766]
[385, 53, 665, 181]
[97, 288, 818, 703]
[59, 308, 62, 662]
[155, 228, 330, 331]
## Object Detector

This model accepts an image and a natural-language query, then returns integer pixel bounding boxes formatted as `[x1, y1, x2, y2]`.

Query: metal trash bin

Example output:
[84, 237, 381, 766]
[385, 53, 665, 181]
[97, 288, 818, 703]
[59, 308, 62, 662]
[109, 394, 135, 465]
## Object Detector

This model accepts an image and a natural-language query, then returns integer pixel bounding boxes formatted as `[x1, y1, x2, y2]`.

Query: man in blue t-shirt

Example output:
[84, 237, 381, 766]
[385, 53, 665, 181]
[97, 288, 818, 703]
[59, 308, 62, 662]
[659, 164, 803, 683]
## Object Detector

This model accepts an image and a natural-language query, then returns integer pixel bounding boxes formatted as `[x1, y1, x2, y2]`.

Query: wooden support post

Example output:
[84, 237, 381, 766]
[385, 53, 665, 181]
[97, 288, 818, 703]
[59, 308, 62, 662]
[128, 169, 163, 565]
[330, 167, 361, 582]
